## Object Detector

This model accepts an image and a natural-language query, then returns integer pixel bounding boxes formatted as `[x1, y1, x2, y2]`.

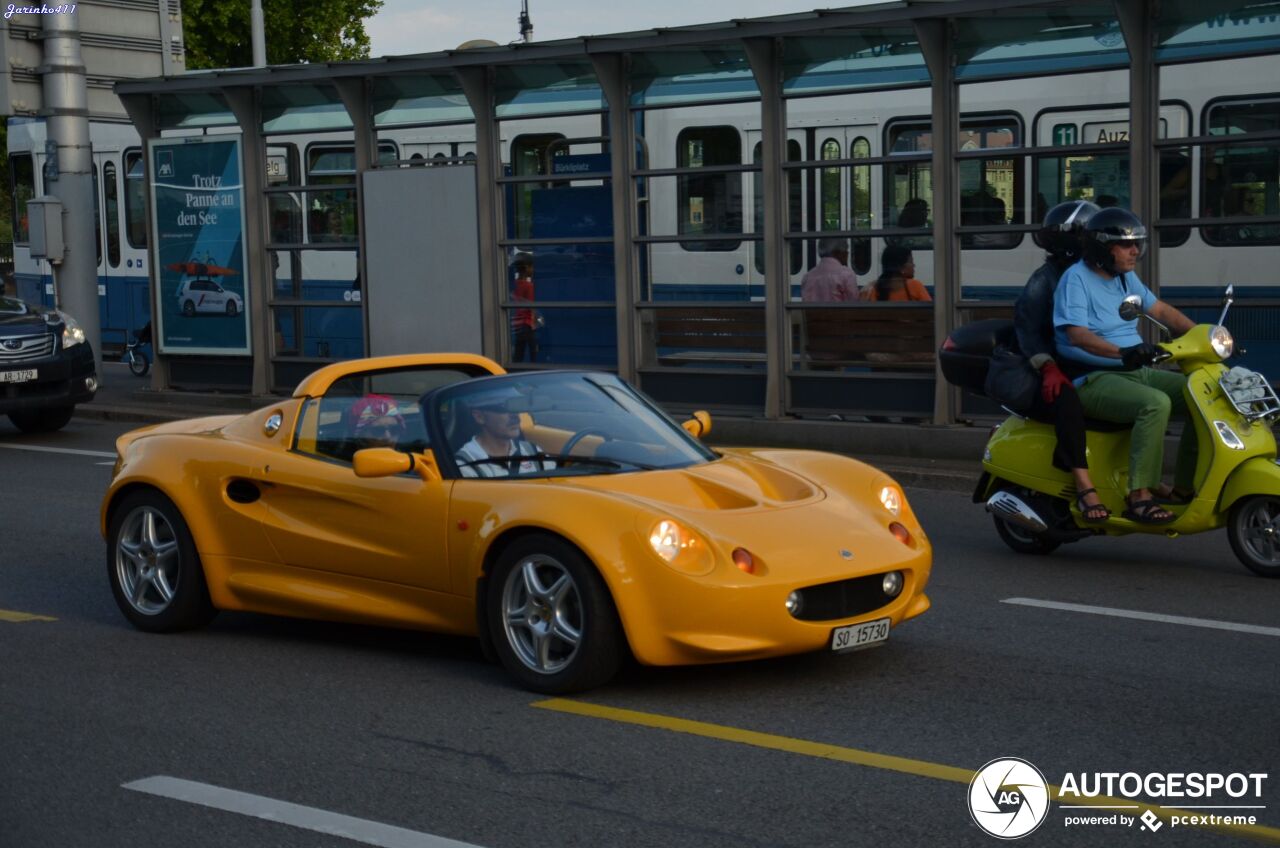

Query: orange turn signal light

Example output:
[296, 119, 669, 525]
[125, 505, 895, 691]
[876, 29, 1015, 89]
[889, 522, 913, 547]
[732, 547, 755, 574]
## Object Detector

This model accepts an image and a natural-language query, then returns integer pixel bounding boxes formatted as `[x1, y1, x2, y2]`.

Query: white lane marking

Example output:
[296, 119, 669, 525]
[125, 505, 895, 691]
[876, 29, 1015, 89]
[0, 442, 115, 459]
[123, 776, 486, 848]
[1002, 597, 1280, 637]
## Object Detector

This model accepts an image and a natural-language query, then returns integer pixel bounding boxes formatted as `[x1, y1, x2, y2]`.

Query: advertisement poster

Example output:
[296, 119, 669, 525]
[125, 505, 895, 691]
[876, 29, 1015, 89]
[150, 137, 251, 355]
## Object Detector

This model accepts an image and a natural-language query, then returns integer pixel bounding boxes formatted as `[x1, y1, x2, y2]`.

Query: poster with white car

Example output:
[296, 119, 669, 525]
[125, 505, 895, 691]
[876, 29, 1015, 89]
[150, 137, 251, 355]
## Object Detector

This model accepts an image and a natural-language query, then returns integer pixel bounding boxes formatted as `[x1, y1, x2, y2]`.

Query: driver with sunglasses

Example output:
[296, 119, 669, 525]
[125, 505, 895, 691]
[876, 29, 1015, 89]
[349, 394, 406, 451]
[1052, 207, 1198, 525]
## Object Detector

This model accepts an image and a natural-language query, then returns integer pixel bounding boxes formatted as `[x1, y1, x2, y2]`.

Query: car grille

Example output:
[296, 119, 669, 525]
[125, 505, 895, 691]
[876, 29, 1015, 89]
[792, 573, 897, 622]
[0, 333, 54, 363]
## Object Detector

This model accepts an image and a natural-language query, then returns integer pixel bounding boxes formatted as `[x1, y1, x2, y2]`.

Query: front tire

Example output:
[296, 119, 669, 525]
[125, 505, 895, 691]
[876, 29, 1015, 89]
[9, 405, 74, 433]
[993, 514, 1061, 555]
[128, 350, 150, 377]
[1227, 495, 1280, 578]
[107, 489, 216, 631]
[226, 300, 238, 317]
[487, 535, 623, 693]
[182, 299, 196, 317]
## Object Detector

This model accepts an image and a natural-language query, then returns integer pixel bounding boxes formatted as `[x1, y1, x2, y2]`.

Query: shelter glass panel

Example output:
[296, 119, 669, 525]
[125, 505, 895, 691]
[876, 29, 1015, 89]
[271, 304, 363, 360]
[952, 5, 1128, 80]
[630, 47, 758, 108]
[753, 139, 803, 276]
[262, 85, 352, 134]
[372, 74, 475, 126]
[500, 120, 606, 244]
[494, 62, 604, 118]
[1157, 0, 1280, 61]
[1202, 97, 1280, 246]
[781, 28, 929, 96]
[677, 126, 743, 250]
[503, 305, 617, 369]
[637, 304, 767, 370]
[10, 153, 33, 243]
[156, 92, 235, 129]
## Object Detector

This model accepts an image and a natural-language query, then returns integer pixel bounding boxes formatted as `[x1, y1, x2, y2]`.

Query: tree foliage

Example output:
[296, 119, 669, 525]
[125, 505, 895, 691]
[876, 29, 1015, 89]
[183, 0, 384, 70]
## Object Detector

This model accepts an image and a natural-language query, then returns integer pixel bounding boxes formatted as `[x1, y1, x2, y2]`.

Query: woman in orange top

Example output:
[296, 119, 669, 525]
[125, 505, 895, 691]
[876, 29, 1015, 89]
[861, 244, 932, 302]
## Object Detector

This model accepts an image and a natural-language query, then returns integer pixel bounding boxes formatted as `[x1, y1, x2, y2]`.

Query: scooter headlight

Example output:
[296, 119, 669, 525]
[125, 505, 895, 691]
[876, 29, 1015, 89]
[1210, 325, 1234, 360]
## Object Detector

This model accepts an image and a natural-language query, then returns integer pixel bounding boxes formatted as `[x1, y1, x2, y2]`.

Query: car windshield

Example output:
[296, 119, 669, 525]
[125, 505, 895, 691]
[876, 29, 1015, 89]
[429, 372, 717, 479]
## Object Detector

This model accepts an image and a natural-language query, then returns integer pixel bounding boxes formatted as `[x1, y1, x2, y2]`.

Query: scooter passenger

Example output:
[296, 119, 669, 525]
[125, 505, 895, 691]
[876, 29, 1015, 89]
[1014, 200, 1109, 523]
[1052, 208, 1198, 525]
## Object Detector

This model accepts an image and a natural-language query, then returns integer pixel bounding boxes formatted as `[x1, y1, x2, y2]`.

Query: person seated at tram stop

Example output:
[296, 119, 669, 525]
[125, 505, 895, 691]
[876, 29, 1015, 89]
[348, 394, 406, 453]
[860, 244, 932, 303]
[1052, 207, 1199, 526]
[453, 386, 554, 479]
[801, 237, 858, 303]
[1012, 199, 1111, 523]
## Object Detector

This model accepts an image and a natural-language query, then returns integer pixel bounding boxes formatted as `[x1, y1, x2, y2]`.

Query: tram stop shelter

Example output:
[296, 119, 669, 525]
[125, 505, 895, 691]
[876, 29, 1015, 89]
[114, 0, 1280, 428]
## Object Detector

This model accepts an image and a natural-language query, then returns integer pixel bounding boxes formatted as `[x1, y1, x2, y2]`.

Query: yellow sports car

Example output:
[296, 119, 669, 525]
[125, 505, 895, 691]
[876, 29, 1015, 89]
[102, 354, 932, 692]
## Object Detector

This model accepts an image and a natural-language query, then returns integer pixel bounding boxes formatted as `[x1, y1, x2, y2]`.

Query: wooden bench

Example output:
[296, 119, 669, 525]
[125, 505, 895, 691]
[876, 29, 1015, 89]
[644, 304, 953, 370]
[796, 305, 937, 371]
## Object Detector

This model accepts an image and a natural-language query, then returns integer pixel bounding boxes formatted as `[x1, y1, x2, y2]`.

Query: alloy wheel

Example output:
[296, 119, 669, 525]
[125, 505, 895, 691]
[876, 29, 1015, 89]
[501, 554, 583, 674]
[115, 506, 182, 615]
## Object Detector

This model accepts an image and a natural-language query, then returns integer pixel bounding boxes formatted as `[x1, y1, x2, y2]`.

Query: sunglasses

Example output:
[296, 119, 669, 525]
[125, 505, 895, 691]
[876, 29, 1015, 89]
[362, 425, 401, 439]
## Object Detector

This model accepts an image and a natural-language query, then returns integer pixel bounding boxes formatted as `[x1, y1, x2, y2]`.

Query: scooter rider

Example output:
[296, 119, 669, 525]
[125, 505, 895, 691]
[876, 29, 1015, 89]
[1014, 200, 1108, 522]
[1052, 207, 1198, 525]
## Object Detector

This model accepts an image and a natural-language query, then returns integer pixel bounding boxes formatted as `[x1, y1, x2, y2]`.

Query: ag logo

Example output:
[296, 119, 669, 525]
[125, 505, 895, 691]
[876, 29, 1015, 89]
[968, 757, 1050, 839]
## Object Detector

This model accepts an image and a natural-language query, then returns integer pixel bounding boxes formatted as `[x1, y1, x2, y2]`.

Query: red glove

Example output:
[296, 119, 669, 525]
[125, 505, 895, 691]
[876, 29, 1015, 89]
[1041, 360, 1071, 403]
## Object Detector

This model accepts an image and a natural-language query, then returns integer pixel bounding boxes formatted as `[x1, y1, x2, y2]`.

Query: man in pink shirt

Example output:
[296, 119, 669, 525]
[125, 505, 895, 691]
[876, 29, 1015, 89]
[800, 238, 857, 301]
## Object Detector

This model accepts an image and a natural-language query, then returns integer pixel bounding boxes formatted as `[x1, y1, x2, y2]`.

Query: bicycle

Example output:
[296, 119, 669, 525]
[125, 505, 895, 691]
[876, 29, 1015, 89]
[123, 335, 150, 377]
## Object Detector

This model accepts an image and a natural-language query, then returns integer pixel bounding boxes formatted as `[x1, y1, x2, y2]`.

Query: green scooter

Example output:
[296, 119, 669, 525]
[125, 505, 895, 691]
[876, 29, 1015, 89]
[975, 287, 1280, 577]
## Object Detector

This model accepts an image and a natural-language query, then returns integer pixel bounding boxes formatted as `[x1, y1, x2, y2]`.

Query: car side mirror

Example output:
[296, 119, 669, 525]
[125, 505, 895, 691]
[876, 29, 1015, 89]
[353, 447, 442, 482]
[682, 410, 712, 438]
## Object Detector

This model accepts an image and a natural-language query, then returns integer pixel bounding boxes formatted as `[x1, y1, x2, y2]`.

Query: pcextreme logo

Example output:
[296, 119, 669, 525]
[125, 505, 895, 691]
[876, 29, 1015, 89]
[968, 758, 1271, 840]
[968, 758, 1051, 839]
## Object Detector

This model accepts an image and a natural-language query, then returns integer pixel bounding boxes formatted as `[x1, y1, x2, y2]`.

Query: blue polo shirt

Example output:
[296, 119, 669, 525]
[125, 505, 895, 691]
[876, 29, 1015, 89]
[1053, 259, 1156, 370]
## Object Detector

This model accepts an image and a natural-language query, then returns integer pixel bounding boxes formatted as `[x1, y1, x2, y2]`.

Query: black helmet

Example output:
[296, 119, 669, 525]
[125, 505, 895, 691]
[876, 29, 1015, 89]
[1033, 200, 1099, 262]
[1082, 207, 1148, 276]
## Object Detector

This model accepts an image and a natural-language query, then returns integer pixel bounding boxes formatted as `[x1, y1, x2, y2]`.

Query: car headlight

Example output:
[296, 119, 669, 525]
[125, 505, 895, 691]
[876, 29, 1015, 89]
[647, 518, 713, 575]
[50, 311, 86, 348]
[879, 485, 902, 516]
[1210, 325, 1234, 360]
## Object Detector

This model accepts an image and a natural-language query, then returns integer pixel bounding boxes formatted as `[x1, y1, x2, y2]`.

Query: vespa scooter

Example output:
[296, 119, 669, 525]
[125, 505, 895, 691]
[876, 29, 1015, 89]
[975, 286, 1280, 577]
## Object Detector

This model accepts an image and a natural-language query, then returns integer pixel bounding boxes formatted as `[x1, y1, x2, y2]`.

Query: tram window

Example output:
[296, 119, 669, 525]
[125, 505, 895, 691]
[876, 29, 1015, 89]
[1201, 97, 1280, 246]
[510, 133, 566, 241]
[886, 116, 1023, 249]
[268, 144, 302, 245]
[752, 139, 802, 274]
[851, 137, 872, 276]
[304, 143, 391, 244]
[678, 126, 742, 252]
[124, 151, 147, 249]
[103, 161, 120, 267]
[820, 138, 841, 231]
[10, 153, 34, 243]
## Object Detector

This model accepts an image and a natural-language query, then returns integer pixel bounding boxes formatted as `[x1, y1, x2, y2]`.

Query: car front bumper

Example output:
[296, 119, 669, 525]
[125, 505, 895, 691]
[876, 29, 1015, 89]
[0, 342, 97, 414]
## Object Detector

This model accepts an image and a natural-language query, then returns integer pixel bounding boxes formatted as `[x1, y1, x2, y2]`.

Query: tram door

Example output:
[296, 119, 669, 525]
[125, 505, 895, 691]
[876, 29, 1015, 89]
[93, 150, 130, 346]
[810, 125, 879, 283]
[745, 130, 805, 297]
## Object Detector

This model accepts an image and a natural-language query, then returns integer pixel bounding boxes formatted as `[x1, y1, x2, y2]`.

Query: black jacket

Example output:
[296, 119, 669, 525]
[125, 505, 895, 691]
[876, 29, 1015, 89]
[1013, 259, 1066, 370]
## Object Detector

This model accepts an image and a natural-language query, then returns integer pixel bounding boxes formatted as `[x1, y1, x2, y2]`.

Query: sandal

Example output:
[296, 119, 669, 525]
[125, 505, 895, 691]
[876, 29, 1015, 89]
[1153, 485, 1194, 505]
[1074, 488, 1111, 524]
[1123, 498, 1177, 526]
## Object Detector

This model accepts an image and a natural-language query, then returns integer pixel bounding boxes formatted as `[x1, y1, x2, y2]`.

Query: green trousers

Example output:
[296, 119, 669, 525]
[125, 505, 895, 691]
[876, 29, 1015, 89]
[1075, 368, 1197, 493]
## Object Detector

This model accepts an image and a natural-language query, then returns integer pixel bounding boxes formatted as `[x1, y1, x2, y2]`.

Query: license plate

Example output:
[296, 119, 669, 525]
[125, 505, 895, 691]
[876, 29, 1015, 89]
[831, 617, 890, 652]
[0, 369, 37, 384]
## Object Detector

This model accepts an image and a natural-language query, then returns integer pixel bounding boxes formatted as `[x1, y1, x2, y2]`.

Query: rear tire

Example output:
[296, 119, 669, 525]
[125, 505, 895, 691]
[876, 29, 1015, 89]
[1227, 495, 1280, 578]
[487, 534, 623, 693]
[993, 514, 1061, 555]
[8, 405, 74, 433]
[182, 300, 196, 317]
[128, 350, 150, 377]
[107, 489, 216, 631]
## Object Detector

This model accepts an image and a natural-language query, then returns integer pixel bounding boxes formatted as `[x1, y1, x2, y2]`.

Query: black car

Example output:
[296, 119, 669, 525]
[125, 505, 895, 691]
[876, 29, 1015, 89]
[0, 294, 97, 432]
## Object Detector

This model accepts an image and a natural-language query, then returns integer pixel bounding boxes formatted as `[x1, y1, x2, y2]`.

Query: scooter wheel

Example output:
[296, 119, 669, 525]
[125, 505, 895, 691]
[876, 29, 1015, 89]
[128, 351, 150, 377]
[993, 514, 1061, 555]
[1227, 495, 1280, 578]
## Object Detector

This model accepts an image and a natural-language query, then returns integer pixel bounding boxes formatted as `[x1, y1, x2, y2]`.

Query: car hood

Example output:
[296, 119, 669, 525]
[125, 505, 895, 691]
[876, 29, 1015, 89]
[0, 296, 51, 332]
[113, 414, 244, 458]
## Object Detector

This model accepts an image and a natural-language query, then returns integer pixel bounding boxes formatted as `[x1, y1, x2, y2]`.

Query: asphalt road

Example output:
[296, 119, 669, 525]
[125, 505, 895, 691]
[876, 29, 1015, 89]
[1, 416, 1278, 848]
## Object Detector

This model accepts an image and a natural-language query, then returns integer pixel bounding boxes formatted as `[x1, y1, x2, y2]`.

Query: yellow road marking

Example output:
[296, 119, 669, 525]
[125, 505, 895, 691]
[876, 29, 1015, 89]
[533, 698, 1280, 844]
[0, 609, 57, 623]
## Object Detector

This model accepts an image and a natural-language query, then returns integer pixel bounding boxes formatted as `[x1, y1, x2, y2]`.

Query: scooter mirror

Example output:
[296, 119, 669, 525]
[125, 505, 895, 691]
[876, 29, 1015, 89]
[1217, 285, 1235, 328]
[1118, 295, 1143, 321]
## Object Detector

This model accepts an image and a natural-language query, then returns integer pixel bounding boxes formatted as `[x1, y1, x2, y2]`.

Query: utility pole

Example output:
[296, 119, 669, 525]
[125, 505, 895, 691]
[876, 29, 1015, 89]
[41, 10, 102, 377]
[518, 1, 533, 43]
[251, 0, 267, 66]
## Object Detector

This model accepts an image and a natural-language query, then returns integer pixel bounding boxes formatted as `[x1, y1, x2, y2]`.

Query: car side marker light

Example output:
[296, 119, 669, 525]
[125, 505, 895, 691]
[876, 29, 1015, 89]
[732, 547, 755, 574]
[889, 522, 913, 547]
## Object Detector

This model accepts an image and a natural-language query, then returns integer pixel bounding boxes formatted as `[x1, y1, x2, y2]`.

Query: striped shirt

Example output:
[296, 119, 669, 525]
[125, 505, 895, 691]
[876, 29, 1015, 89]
[455, 437, 554, 478]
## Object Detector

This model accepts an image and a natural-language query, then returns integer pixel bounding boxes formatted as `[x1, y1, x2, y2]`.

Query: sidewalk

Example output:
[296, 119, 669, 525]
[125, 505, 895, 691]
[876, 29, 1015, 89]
[81, 361, 987, 492]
